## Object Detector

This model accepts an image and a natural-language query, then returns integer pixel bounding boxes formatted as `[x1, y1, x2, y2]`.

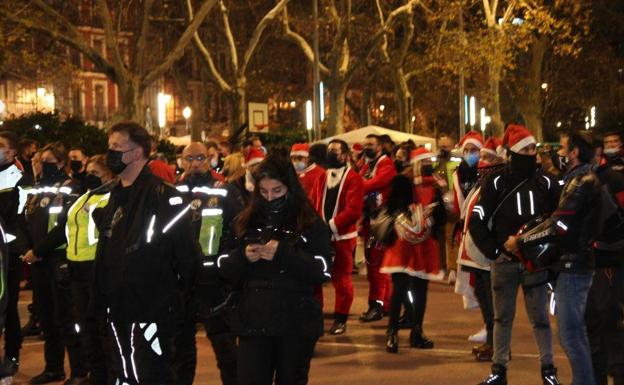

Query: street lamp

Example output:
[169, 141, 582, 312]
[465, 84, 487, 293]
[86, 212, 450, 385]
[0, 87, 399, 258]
[480, 107, 487, 132]
[379, 104, 385, 112]
[182, 106, 192, 135]
[590, 106, 596, 128]
[305, 100, 313, 142]
[319, 82, 325, 122]
[157, 92, 172, 133]
[541, 83, 548, 90]
[469, 96, 476, 129]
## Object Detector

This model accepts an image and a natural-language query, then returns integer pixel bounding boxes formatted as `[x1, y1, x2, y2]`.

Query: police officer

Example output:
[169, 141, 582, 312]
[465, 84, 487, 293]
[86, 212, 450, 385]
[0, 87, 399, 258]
[173, 142, 243, 385]
[0, 131, 30, 377]
[25, 154, 115, 385]
[92, 122, 198, 384]
[23, 141, 87, 385]
[469, 125, 561, 385]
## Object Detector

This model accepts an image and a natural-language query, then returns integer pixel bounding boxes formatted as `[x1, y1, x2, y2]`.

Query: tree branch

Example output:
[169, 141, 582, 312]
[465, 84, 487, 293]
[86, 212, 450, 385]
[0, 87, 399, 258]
[186, 0, 232, 92]
[142, 0, 218, 89]
[219, 0, 240, 74]
[95, 0, 127, 78]
[281, 6, 330, 75]
[240, 0, 290, 76]
[135, 0, 155, 74]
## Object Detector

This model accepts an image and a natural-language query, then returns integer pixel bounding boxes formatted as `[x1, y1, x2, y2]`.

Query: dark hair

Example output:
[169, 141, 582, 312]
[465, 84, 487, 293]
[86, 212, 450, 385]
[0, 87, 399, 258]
[603, 130, 623, 143]
[328, 139, 349, 155]
[109, 121, 151, 159]
[234, 147, 318, 237]
[70, 146, 88, 157]
[242, 139, 253, 148]
[0, 131, 18, 150]
[205, 141, 219, 150]
[309, 143, 327, 167]
[219, 141, 233, 151]
[41, 141, 68, 166]
[387, 175, 414, 215]
[567, 130, 594, 164]
[18, 138, 38, 154]
[379, 134, 394, 146]
[365, 134, 379, 142]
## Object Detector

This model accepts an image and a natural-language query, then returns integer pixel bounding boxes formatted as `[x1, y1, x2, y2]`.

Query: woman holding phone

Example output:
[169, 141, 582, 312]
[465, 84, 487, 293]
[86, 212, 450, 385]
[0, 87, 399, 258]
[218, 149, 332, 385]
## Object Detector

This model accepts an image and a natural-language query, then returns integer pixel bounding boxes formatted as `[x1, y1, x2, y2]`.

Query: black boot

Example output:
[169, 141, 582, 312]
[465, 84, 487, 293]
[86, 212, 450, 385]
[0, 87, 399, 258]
[409, 326, 434, 349]
[478, 364, 507, 385]
[386, 328, 398, 353]
[329, 320, 347, 335]
[541, 365, 561, 385]
[21, 313, 41, 338]
[397, 312, 412, 329]
[359, 302, 383, 322]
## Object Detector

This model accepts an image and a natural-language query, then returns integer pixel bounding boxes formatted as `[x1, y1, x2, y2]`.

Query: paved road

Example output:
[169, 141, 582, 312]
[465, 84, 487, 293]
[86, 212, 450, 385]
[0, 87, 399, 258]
[14, 275, 577, 385]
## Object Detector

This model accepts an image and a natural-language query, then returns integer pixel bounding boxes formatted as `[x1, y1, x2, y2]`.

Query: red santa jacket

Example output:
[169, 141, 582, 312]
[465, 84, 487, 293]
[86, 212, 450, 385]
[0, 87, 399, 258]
[298, 163, 325, 197]
[360, 154, 397, 203]
[311, 167, 364, 241]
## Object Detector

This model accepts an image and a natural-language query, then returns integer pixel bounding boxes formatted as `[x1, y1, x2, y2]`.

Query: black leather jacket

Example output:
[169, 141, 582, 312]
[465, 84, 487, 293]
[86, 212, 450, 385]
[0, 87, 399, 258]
[219, 211, 332, 337]
[518, 163, 603, 271]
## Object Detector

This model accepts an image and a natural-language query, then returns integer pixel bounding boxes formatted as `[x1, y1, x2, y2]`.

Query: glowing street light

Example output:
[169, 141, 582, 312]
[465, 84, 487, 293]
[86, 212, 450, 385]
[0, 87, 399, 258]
[157, 92, 172, 130]
[480, 107, 487, 132]
[541, 83, 548, 90]
[36, 87, 46, 97]
[556, 121, 562, 128]
[0, 100, 5, 115]
[379, 104, 385, 112]
[469, 96, 476, 128]
[305, 100, 313, 131]
[590, 106, 596, 128]
[319, 82, 325, 122]
[182, 106, 192, 134]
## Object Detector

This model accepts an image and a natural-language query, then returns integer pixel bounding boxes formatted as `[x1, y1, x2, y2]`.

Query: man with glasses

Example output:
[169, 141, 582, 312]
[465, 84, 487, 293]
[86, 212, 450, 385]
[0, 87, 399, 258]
[92, 121, 199, 384]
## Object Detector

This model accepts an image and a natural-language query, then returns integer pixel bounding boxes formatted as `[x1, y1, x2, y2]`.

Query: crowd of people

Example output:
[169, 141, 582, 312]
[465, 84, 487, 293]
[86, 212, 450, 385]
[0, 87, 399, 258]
[0, 120, 622, 385]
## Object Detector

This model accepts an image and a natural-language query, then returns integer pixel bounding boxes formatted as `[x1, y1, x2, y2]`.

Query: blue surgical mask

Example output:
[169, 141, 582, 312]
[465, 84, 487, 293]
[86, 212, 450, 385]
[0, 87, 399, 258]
[293, 161, 306, 172]
[464, 152, 480, 167]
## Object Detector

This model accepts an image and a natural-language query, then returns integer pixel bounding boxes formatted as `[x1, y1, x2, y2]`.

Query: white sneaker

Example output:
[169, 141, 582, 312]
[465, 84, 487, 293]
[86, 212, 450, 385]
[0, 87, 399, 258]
[468, 327, 487, 343]
[447, 270, 457, 285]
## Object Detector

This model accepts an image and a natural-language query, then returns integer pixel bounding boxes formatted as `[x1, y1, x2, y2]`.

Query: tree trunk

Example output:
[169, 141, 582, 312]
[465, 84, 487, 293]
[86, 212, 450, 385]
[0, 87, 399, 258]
[488, 61, 504, 136]
[327, 79, 347, 136]
[230, 87, 246, 135]
[521, 111, 543, 142]
[118, 77, 145, 126]
[361, 83, 372, 127]
[515, 37, 548, 141]
[392, 66, 411, 133]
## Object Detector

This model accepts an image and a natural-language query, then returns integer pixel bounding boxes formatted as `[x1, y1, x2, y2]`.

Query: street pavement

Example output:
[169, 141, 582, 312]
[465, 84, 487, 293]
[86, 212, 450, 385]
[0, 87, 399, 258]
[13, 275, 579, 385]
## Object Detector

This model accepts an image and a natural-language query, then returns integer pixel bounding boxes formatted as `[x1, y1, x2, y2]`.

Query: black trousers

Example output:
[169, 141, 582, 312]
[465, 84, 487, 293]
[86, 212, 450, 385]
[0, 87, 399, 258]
[4, 254, 22, 360]
[31, 258, 87, 376]
[237, 334, 317, 385]
[587, 266, 624, 385]
[472, 268, 494, 345]
[109, 320, 176, 385]
[388, 273, 429, 330]
[69, 262, 109, 385]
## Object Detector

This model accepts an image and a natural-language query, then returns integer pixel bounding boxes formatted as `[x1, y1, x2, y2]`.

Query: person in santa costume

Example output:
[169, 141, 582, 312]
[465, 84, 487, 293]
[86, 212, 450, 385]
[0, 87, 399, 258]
[291, 143, 325, 197]
[230, 147, 265, 208]
[380, 147, 446, 353]
[454, 137, 505, 361]
[448, 131, 484, 285]
[469, 124, 561, 385]
[359, 134, 397, 322]
[310, 139, 364, 335]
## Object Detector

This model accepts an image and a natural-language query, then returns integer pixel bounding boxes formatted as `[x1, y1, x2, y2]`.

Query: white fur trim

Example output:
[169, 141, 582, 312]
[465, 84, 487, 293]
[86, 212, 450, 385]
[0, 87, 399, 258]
[328, 218, 339, 235]
[510, 135, 536, 153]
[333, 231, 358, 241]
[244, 158, 263, 167]
[379, 267, 445, 281]
[290, 150, 309, 157]
[462, 138, 483, 149]
[480, 147, 497, 156]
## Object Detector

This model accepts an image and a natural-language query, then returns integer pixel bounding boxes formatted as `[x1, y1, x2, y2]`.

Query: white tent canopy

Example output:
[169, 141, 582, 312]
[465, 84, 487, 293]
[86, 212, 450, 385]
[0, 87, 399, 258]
[166, 135, 191, 147]
[321, 125, 436, 151]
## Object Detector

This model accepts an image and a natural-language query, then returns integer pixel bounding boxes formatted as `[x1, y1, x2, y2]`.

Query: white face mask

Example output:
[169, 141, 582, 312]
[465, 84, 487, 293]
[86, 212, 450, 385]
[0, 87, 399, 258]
[604, 147, 620, 157]
[210, 158, 219, 168]
[245, 170, 255, 192]
[292, 161, 306, 173]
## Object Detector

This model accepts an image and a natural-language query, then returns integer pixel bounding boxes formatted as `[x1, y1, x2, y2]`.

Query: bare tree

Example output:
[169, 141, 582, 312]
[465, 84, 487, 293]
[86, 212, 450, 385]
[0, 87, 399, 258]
[187, 0, 289, 134]
[282, 1, 418, 136]
[1, 0, 217, 124]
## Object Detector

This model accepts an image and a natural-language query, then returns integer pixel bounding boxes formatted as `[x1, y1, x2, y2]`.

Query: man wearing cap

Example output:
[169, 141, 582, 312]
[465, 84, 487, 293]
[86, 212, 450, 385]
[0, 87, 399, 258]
[291, 143, 325, 197]
[310, 139, 364, 335]
[469, 124, 561, 385]
[359, 134, 397, 322]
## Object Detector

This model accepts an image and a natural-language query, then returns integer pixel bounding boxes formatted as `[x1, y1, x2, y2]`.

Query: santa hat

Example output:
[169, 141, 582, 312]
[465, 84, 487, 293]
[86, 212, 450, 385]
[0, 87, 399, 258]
[480, 137, 503, 157]
[245, 147, 265, 167]
[410, 147, 435, 164]
[352, 143, 363, 152]
[503, 124, 536, 153]
[459, 131, 484, 150]
[290, 143, 310, 157]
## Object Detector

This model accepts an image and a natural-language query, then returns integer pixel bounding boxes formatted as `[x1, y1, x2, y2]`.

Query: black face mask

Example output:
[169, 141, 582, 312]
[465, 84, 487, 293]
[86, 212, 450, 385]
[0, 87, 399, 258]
[364, 148, 377, 159]
[106, 149, 128, 175]
[41, 161, 60, 182]
[70, 160, 84, 174]
[84, 174, 103, 190]
[394, 160, 406, 173]
[185, 172, 211, 187]
[509, 152, 537, 179]
[326, 152, 345, 169]
[263, 194, 288, 214]
[421, 164, 434, 176]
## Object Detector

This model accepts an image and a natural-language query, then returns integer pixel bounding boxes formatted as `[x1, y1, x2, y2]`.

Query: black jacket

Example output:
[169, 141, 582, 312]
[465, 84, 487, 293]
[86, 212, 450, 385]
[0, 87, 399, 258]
[92, 167, 200, 322]
[517, 163, 603, 271]
[0, 162, 32, 257]
[219, 210, 332, 337]
[469, 167, 560, 260]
